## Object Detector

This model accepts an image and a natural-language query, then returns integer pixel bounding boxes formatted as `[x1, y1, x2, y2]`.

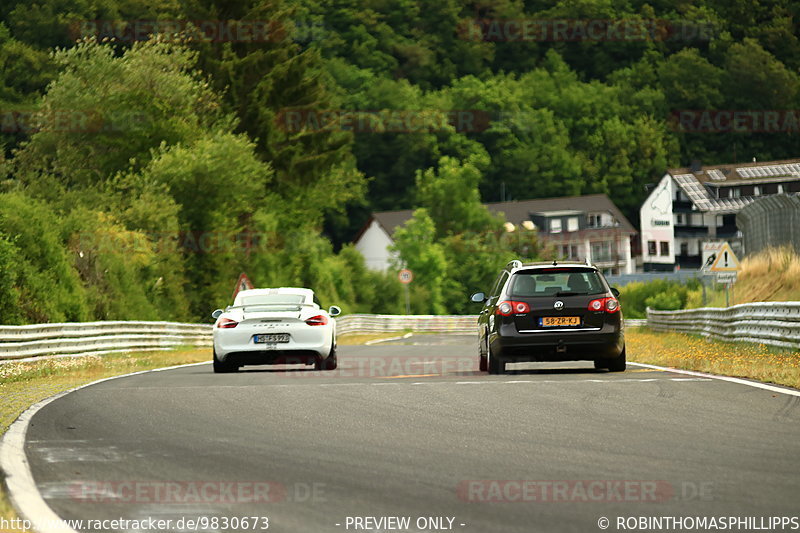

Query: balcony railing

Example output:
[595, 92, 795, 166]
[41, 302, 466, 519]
[672, 200, 694, 212]
[715, 225, 739, 238]
[674, 225, 709, 237]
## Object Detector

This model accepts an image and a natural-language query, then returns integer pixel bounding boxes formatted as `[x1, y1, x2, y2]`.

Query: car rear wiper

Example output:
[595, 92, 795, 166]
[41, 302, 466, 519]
[554, 291, 583, 296]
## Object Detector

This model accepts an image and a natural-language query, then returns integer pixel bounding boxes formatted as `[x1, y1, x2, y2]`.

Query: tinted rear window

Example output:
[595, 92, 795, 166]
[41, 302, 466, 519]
[508, 269, 605, 297]
[240, 294, 306, 306]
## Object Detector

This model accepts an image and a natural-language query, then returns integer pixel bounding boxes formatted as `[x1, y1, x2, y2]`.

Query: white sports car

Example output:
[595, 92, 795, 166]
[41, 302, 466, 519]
[211, 287, 341, 373]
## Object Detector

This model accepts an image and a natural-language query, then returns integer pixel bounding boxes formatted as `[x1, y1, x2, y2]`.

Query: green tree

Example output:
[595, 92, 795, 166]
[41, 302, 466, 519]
[415, 152, 502, 237]
[390, 208, 448, 314]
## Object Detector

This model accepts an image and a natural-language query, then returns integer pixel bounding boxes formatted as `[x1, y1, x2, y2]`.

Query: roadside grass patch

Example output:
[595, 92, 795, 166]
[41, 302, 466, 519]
[627, 329, 800, 389]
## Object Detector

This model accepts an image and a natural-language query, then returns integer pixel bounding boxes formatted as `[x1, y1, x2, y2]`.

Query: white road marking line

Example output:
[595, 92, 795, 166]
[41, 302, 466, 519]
[629, 362, 800, 397]
[364, 332, 413, 345]
[0, 361, 208, 533]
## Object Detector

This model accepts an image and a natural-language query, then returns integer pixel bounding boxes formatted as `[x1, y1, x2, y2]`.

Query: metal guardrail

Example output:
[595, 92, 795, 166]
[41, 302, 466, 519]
[0, 315, 653, 362]
[0, 321, 213, 361]
[337, 315, 648, 333]
[336, 314, 478, 335]
[646, 302, 800, 349]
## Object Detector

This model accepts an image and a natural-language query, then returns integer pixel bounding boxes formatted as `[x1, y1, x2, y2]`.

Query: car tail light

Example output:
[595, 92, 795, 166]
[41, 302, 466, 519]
[588, 297, 620, 313]
[306, 315, 328, 326]
[496, 301, 530, 316]
[217, 318, 239, 328]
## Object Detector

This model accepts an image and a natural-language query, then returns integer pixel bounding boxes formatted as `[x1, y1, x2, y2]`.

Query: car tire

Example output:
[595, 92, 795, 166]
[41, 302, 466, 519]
[607, 347, 626, 372]
[487, 343, 505, 375]
[323, 347, 338, 371]
[479, 335, 488, 371]
[593, 359, 607, 371]
[316, 343, 338, 371]
[213, 350, 237, 374]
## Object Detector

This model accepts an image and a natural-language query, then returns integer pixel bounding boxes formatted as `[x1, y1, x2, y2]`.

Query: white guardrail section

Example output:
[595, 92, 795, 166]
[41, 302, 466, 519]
[336, 314, 478, 335]
[647, 302, 800, 349]
[0, 315, 650, 361]
[0, 321, 213, 361]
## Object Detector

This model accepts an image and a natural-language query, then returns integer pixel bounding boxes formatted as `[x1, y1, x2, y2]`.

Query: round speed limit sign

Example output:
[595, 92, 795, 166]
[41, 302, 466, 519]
[398, 269, 413, 284]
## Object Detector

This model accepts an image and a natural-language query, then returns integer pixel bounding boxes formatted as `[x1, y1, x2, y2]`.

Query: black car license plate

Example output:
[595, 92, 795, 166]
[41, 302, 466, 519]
[254, 334, 290, 343]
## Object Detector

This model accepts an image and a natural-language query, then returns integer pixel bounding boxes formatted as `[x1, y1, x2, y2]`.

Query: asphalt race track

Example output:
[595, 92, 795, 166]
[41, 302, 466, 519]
[19, 335, 800, 532]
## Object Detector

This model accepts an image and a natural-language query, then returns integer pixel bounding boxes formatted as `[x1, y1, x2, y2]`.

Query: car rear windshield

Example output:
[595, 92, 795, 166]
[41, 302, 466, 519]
[239, 294, 307, 306]
[508, 269, 606, 297]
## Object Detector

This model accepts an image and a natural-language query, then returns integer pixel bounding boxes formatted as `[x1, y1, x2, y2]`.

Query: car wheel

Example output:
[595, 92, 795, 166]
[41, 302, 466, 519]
[479, 336, 488, 371]
[213, 350, 237, 374]
[487, 343, 505, 375]
[323, 346, 338, 371]
[607, 347, 626, 372]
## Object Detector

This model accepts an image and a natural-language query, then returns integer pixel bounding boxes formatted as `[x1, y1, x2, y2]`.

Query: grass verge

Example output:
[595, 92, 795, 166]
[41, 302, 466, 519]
[337, 332, 409, 345]
[627, 328, 800, 389]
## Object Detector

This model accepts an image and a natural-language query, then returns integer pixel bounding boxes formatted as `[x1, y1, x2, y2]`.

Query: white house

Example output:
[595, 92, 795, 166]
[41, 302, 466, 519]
[354, 194, 637, 275]
[640, 158, 800, 271]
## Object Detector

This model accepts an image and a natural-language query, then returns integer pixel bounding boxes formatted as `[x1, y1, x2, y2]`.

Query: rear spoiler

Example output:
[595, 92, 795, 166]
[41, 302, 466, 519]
[225, 303, 317, 312]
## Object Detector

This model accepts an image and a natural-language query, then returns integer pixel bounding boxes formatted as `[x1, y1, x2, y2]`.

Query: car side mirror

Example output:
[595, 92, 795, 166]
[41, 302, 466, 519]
[470, 292, 486, 303]
[611, 287, 620, 298]
[211, 309, 223, 319]
[328, 305, 342, 317]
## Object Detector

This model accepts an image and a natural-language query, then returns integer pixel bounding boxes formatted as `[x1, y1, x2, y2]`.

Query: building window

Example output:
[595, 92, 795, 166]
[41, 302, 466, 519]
[753, 186, 760, 196]
[778, 184, 785, 194]
[567, 217, 579, 232]
[680, 242, 688, 256]
[591, 241, 614, 262]
[647, 240, 657, 256]
[730, 188, 740, 198]
[587, 213, 603, 228]
[660, 241, 670, 256]
[550, 219, 562, 233]
[675, 214, 684, 225]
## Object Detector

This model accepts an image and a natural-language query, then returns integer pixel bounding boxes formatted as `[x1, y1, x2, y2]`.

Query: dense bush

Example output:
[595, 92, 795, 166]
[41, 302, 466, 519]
[619, 278, 703, 319]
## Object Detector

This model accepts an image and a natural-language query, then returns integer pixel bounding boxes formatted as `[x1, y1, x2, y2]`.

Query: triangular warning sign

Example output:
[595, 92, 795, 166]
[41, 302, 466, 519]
[709, 243, 740, 271]
[232, 272, 255, 301]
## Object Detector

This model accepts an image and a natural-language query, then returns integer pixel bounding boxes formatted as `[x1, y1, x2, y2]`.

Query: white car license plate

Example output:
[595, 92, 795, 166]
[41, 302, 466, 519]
[254, 334, 290, 344]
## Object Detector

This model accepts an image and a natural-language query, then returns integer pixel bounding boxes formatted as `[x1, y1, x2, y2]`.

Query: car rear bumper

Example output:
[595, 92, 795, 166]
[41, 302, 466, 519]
[491, 323, 624, 361]
[221, 350, 324, 366]
[214, 334, 331, 363]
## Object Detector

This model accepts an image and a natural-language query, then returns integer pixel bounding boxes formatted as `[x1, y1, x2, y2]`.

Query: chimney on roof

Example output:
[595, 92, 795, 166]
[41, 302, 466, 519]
[690, 160, 702, 173]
